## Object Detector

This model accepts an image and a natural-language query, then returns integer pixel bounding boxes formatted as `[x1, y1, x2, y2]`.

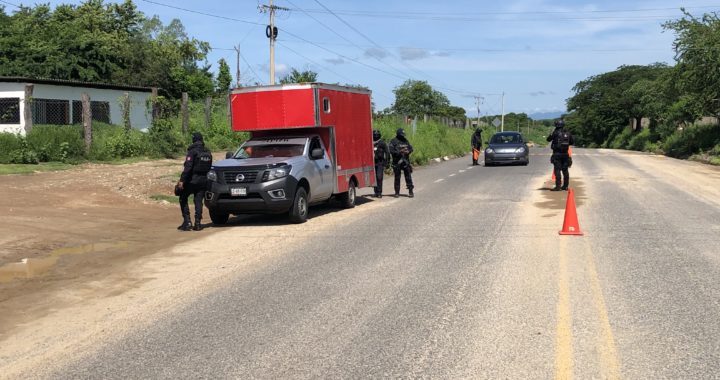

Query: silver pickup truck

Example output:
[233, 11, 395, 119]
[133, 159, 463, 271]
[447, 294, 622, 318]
[204, 135, 356, 224]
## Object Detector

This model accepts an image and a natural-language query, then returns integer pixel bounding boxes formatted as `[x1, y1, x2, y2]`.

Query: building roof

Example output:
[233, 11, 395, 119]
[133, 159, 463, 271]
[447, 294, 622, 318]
[0, 77, 153, 92]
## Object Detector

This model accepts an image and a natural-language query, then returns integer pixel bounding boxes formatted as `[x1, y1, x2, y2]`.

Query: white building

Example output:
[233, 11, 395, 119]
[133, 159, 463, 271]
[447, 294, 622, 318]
[0, 77, 153, 135]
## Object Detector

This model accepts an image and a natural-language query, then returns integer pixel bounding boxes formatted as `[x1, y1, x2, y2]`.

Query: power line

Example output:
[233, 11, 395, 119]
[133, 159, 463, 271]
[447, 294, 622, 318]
[138, 0, 264, 26]
[285, 5, 719, 19]
[0, 0, 21, 8]
[285, 0, 411, 80]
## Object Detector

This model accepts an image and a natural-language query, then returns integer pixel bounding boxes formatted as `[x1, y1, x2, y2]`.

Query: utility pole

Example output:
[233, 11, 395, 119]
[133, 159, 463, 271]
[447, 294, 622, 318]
[259, 0, 289, 85]
[474, 96, 483, 130]
[500, 91, 505, 132]
[234, 44, 241, 88]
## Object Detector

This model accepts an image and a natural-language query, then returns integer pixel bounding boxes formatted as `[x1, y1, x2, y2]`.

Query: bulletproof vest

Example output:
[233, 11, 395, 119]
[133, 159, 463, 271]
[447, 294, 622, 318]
[374, 141, 384, 161]
[397, 142, 410, 155]
[193, 148, 213, 174]
[556, 130, 571, 152]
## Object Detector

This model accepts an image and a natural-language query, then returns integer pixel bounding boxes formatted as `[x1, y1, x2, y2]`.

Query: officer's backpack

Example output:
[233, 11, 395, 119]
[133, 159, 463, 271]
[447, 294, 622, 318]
[193, 149, 213, 174]
[556, 130, 571, 153]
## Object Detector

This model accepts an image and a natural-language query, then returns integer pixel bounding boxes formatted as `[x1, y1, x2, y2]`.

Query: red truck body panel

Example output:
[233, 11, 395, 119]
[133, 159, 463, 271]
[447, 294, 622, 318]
[230, 83, 375, 193]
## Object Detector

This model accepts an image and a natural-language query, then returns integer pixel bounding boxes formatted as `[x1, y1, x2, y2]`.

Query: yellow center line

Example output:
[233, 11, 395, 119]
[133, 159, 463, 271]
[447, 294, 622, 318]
[555, 239, 573, 380]
[584, 245, 622, 379]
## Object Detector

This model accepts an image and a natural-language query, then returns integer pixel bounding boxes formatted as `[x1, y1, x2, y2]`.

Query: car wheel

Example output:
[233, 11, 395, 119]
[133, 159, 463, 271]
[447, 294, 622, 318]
[209, 208, 229, 225]
[339, 179, 357, 209]
[289, 186, 308, 223]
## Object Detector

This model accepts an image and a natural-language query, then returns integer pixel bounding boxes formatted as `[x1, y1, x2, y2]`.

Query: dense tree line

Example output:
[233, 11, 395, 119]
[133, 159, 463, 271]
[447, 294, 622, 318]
[389, 80, 467, 120]
[566, 10, 720, 158]
[0, 0, 228, 99]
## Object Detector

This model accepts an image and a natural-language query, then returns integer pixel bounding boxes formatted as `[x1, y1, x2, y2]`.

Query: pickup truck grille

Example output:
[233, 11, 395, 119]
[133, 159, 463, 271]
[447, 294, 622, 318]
[222, 170, 259, 184]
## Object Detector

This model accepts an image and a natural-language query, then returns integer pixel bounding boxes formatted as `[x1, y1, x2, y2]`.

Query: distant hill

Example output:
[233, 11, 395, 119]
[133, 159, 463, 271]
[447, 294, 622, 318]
[530, 111, 564, 120]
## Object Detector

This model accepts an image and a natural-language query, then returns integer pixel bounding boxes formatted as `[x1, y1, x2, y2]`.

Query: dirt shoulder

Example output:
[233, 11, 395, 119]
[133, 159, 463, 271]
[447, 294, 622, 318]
[0, 157, 205, 334]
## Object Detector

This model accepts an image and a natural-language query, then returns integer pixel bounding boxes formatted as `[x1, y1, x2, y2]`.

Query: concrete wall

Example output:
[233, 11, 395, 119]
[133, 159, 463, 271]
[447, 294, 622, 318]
[0, 82, 152, 135]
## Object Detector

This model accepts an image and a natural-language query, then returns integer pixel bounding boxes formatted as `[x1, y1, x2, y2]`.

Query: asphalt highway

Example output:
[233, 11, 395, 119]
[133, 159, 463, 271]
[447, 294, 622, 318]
[48, 148, 720, 379]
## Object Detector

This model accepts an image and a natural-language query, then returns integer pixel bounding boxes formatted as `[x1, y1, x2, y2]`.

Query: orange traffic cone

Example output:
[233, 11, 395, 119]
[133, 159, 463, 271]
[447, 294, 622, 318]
[559, 188, 583, 236]
[569, 146, 573, 156]
[551, 169, 556, 182]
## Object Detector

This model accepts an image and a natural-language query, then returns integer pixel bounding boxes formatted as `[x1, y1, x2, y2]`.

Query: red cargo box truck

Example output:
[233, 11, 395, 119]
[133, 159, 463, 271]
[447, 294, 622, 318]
[204, 83, 376, 224]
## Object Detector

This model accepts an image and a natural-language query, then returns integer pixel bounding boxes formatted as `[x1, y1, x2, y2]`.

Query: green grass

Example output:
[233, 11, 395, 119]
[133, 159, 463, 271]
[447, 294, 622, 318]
[0, 162, 74, 175]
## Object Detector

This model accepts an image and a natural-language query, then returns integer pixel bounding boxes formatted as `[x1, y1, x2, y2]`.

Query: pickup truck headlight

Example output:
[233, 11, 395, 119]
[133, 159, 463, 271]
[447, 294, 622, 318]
[485, 148, 494, 154]
[515, 147, 526, 153]
[264, 165, 291, 181]
[207, 169, 217, 182]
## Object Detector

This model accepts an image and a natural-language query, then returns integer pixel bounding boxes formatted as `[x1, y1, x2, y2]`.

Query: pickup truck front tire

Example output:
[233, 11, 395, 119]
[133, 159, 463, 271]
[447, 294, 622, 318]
[289, 187, 308, 223]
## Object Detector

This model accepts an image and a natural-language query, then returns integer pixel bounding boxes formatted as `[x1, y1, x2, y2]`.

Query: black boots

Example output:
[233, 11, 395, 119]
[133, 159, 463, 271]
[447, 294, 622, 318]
[408, 189, 414, 198]
[193, 218, 203, 231]
[177, 221, 192, 231]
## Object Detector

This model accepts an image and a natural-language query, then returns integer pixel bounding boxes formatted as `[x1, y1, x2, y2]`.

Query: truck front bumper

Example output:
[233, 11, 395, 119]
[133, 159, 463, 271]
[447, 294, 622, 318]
[204, 176, 298, 214]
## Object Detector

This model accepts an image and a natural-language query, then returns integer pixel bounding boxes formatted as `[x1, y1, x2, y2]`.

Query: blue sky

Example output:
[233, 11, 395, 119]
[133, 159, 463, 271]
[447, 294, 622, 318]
[15, 0, 720, 117]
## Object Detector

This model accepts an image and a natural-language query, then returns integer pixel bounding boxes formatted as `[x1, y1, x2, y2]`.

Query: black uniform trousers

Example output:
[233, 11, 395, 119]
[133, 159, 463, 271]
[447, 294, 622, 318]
[393, 165, 414, 194]
[374, 163, 385, 196]
[553, 154, 571, 189]
[179, 183, 206, 222]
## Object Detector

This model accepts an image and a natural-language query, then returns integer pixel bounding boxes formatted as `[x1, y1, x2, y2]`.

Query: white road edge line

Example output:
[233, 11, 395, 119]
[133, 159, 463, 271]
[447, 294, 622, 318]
[434, 179, 445, 183]
[449, 174, 456, 177]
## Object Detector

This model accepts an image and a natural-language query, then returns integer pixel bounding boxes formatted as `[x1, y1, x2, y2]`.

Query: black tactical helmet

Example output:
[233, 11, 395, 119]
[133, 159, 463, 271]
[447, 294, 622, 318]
[554, 119, 565, 128]
[373, 129, 381, 141]
[396, 128, 406, 137]
[192, 131, 204, 142]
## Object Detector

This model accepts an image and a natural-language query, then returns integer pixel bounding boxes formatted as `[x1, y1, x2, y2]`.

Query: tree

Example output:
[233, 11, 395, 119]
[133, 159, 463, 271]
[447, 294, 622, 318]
[216, 58, 232, 93]
[0, 0, 214, 100]
[391, 79, 450, 117]
[566, 64, 670, 146]
[664, 11, 720, 119]
[279, 68, 318, 84]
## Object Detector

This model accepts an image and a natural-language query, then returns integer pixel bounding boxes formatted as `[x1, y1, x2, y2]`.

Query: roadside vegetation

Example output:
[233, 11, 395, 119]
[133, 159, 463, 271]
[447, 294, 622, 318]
[565, 11, 720, 165]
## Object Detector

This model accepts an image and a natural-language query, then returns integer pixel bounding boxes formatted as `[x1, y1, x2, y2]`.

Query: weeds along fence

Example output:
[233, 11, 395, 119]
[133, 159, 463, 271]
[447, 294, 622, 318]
[1, 93, 477, 165]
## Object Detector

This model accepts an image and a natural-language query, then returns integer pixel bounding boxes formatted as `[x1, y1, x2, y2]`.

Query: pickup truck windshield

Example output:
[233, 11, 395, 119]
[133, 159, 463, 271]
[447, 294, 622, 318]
[235, 144, 305, 159]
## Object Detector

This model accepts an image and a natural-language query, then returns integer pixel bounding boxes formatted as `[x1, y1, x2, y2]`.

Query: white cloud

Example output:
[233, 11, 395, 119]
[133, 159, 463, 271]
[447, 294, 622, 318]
[364, 48, 389, 59]
[325, 57, 346, 65]
[399, 47, 430, 61]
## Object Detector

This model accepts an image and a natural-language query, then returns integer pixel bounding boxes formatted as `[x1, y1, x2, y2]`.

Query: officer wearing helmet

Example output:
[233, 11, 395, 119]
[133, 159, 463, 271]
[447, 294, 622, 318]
[176, 132, 213, 230]
[546, 119, 574, 191]
[389, 128, 414, 198]
[372, 129, 391, 198]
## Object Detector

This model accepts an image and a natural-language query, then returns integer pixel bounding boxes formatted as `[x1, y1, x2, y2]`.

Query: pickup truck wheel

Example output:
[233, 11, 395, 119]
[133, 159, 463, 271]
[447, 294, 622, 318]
[340, 180, 357, 209]
[209, 209, 229, 225]
[289, 187, 308, 223]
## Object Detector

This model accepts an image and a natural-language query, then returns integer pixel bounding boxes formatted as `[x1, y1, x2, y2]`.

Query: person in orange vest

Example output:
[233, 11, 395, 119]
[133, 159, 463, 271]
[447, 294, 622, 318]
[471, 127, 483, 165]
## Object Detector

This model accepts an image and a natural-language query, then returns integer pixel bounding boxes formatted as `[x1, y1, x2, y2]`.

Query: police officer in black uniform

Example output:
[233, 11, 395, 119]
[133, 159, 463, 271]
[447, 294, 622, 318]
[389, 128, 414, 198]
[546, 119, 574, 191]
[177, 132, 213, 231]
[372, 129, 391, 198]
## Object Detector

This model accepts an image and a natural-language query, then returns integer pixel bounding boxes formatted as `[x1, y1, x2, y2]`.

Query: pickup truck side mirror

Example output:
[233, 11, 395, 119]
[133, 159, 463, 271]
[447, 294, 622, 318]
[225, 151, 234, 159]
[310, 148, 324, 160]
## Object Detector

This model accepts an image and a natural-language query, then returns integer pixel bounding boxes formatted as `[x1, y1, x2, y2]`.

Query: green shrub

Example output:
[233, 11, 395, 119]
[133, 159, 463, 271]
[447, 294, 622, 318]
[26, 125, 85, 162]
[663, 123, 720, 158]
[149, 119, 185, 158]
[0, 132, 22, 163]
[9, 136, 39, 164]
[608, 127, 633, 149]
[627, 128, 658, 151]
[90, 124, 151, 160]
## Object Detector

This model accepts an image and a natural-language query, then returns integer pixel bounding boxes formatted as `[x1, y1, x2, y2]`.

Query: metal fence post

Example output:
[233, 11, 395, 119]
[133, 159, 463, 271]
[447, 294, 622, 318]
[23, 84, 33, 134]
[82, 93, 92, 155]
[205, 96, 212, 129]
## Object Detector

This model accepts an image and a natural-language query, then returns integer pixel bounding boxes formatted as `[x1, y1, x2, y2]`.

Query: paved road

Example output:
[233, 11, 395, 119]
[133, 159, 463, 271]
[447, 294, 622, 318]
[41, 149, 720, 378]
